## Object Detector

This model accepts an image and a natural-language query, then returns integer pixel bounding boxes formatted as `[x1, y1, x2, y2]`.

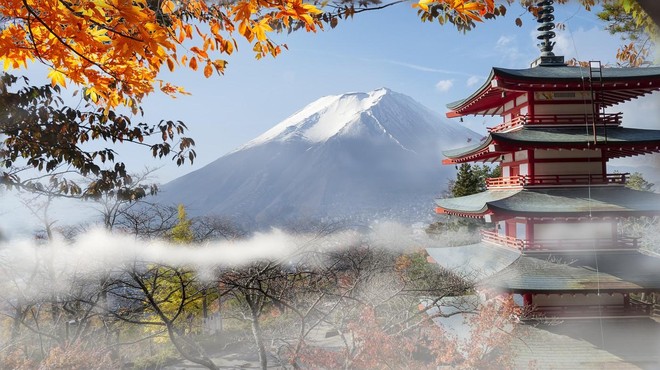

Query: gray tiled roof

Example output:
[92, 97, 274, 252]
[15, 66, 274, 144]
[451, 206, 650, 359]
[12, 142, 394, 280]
[425, 243, 521, 283]
[434, 189, 521, 214]
[492, 127, 660, 145]
[494, 65, 660, 81]
[447, 66, 660, 111]
[435, 187, 660, 216]
[442, 127, 660, 159]
[512, 318, 660, 369]
[489, 251, 660, 293]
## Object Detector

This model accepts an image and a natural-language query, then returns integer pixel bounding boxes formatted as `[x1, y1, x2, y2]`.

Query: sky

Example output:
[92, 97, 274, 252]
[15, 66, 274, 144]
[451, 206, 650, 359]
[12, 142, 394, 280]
[1, 2, 659, 234]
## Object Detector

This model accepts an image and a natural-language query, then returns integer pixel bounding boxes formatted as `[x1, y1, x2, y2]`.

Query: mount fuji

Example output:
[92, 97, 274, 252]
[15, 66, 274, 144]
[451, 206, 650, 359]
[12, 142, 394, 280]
[158, 88, 481, 229]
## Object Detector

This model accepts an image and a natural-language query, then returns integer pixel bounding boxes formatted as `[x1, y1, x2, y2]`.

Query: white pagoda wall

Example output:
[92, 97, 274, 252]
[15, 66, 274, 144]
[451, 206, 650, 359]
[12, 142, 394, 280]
[533, 149, 603, 176]
[533, 103, 593, 115]
[534, 162, 602, 176]
[533, 222, 614, 240]
[534, 149, 601, 159]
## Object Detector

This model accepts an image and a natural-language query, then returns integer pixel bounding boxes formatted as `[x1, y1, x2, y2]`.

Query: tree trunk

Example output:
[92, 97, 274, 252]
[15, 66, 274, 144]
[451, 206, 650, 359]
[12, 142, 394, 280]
[250, 306, 268, 370]
[10, 306, 22, 342]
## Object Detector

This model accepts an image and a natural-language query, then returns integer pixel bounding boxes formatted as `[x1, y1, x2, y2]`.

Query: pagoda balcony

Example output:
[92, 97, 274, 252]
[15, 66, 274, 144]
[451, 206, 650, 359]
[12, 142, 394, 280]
[481, 229, 524, 250]
[488, 113, 622, 133]
[486, 173, 629, 189]
[481, 229, 640, 251]
[532, 300, 654, 318]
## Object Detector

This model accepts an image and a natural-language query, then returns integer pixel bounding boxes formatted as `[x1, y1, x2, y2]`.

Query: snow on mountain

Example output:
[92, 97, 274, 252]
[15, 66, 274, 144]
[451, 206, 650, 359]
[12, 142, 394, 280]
[157, 88, 481, 229]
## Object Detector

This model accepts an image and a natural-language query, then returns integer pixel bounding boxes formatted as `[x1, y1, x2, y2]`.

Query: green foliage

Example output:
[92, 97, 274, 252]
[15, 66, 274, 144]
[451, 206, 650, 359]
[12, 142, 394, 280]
[449, 163, 500, 198]
[626, 172, 655, 192]
[0, 73, 195, 199]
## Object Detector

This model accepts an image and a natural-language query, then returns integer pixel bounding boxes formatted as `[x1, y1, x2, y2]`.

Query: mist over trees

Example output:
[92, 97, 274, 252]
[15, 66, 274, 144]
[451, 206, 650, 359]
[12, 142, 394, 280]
[0, 203, 522, 369]
[1, 0, 658, 368]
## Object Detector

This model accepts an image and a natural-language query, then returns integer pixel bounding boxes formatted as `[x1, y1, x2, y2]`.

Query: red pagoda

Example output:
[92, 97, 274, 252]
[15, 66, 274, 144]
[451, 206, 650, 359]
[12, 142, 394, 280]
[426, 0, 660, 322]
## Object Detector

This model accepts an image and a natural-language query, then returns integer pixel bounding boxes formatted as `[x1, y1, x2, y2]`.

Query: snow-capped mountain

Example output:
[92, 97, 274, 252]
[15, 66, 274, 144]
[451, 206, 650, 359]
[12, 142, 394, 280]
[158, 88, 480, 229]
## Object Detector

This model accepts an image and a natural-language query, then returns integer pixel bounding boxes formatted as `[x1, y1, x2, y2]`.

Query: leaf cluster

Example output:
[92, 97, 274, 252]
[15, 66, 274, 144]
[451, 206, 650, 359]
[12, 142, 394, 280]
[0, 73, 195, 199]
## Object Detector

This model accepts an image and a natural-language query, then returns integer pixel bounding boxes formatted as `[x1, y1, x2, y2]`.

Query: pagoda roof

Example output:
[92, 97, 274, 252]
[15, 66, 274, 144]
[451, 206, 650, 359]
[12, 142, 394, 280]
[512, 318, 660, 369]
[447, 65, 660, 117]
[435, 187, 660, 218]
[425, 243, 520, 282]
[490, 251, 660, 293]
[442, 127, 660, 163]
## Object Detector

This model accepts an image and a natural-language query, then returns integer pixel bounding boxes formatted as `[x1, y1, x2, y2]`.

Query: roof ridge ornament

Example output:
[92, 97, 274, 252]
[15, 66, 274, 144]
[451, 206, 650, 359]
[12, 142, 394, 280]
[530, 0, 566, 68]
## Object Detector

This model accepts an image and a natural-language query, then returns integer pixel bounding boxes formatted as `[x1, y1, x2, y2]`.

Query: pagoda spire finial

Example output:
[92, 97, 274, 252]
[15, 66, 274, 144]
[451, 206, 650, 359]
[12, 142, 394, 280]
[536, 0, 556, 56]
[530, 0, 565, 67]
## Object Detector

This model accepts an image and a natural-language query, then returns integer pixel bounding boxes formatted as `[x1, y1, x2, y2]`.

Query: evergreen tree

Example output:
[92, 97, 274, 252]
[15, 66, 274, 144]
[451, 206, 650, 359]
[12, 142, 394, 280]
[626, 172, 655, 192]
[451, 164, 482, 197]
[449, 163, 500, 197]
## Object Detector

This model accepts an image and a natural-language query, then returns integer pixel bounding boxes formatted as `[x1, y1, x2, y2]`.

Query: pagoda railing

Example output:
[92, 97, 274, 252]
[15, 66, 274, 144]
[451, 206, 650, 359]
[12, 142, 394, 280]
[481, 230, 640, 251]
[481, 230, 524, 250]
[523, 237, 640, 251]
[489, 112, 622, 133]
[533, 302, 651, 318]
[486, 173, 628, 189]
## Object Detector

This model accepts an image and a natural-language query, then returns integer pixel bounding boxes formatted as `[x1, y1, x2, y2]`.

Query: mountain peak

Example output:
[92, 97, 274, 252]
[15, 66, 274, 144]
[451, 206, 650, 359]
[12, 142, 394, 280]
[240, 88, 400, 149]
[161, 89, 480, 229]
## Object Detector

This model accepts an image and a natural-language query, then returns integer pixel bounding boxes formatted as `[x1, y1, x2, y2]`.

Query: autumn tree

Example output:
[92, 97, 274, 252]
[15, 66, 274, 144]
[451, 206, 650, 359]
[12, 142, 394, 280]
[597, 1, 658, 66]
[126, 205, 218, 368]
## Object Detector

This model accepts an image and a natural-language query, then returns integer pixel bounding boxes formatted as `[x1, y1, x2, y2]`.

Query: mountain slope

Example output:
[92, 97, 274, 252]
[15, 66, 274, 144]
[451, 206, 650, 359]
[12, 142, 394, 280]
[158, 88, 480, 228]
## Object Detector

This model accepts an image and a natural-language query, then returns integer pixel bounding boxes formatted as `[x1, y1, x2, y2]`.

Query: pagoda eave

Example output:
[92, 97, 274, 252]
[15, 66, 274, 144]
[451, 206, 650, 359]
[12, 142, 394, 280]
[435, 187, 660, 219]
[485, 206, 660, 220]
[442, 127, 660, 163]
[487, 251, 660, 293]
[435, 206, 490, 219]
[446, 66, 660, 116]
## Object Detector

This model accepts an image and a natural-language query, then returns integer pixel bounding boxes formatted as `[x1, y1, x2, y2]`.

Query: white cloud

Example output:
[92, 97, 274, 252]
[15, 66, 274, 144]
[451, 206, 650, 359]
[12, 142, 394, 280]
[496, 35, 513, 47]
[466, 76, 481, 87]
[435, 79, 454, 92]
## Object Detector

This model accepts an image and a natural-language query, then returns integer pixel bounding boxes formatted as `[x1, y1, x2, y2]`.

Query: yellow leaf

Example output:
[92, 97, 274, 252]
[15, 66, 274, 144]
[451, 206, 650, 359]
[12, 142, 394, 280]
[253, 18, 273, 42]
[413, 0, 433, 12]
[189, 56, 198, 71]
[47, 68, 67, 87]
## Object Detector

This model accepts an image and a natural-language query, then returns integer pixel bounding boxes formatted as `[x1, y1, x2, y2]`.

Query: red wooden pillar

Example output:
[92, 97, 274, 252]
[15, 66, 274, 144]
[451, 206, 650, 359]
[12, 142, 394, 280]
[528, 149, 535, 181]
[525, 218, 533, 247]
[523, 293, 533, 309]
